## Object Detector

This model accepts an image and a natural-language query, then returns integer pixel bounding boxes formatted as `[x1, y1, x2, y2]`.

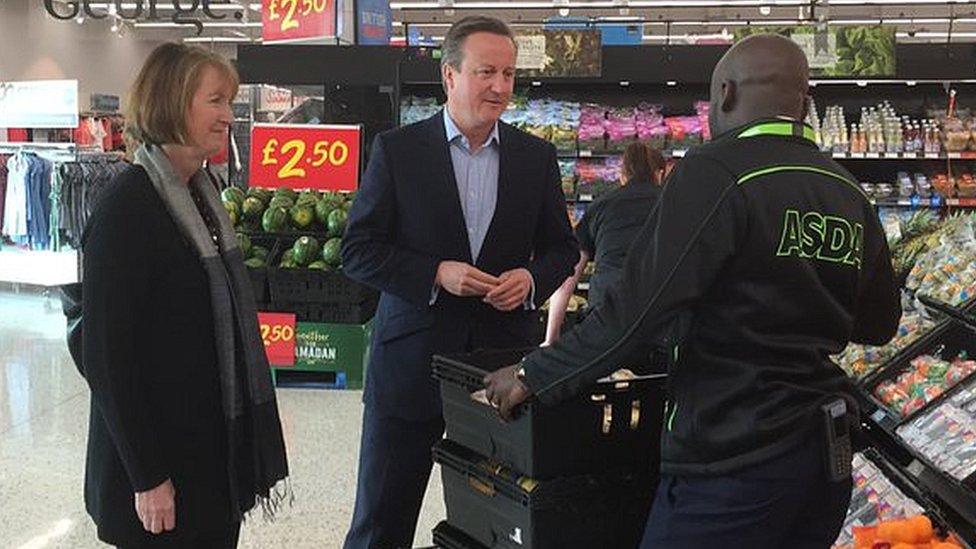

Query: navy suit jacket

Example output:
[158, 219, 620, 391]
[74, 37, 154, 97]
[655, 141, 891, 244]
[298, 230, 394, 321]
[341, 111, 578, 420]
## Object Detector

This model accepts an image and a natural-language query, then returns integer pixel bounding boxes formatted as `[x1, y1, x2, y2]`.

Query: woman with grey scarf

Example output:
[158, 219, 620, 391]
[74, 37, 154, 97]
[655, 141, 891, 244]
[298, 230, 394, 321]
[80, 43, 289, 548]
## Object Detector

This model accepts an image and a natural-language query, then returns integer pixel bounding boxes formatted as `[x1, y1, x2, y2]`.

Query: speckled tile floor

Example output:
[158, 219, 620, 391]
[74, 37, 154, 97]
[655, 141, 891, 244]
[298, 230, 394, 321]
[0, 289, 445, 549]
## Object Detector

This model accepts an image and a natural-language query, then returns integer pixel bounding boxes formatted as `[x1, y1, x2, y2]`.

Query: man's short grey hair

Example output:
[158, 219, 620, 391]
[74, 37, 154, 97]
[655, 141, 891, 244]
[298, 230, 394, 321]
[441, 16, 517, 71]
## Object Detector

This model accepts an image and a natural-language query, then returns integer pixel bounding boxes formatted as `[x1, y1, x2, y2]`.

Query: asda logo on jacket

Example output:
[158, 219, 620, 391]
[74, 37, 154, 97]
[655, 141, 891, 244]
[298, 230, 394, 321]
[776, 209, 864, 269]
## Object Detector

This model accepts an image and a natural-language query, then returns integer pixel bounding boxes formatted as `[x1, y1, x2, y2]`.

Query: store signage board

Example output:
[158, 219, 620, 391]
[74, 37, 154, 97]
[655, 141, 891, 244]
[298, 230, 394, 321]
[259, 85, 294, 113]
[262, 0, 336, 44]
[735, 26, 895, 77]
[514, 30, 602, 78]
[356, 0, 392, 45]
[0, 80, 78, 129]
[249, 123, 361, 191]
[258, 312, 297, 366]
[90, 93, 120, 113]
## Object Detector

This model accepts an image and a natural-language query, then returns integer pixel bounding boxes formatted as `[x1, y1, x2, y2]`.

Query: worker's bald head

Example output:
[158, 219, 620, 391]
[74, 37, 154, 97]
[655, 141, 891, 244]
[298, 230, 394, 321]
[708, 34, 810, 137]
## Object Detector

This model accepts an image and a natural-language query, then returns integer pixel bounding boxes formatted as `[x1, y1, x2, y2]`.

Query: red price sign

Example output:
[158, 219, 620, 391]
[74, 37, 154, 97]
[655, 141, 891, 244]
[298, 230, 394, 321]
[249, 124, 361, 192]
[262, 0, 335, 43]
[258, 312, 296, 366]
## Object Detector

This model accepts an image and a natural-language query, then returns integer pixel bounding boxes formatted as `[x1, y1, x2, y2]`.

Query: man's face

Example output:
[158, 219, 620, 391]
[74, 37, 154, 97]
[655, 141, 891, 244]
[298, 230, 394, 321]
[443, 31, 516, 129]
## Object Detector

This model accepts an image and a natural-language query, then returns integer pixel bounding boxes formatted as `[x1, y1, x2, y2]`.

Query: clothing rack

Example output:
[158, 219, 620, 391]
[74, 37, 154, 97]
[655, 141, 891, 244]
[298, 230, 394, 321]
[1, 144, 128, 252]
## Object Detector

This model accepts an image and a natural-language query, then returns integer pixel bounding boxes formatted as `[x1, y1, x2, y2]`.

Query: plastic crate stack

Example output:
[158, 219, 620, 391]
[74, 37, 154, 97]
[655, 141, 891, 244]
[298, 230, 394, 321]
[429, 348, 667, 549]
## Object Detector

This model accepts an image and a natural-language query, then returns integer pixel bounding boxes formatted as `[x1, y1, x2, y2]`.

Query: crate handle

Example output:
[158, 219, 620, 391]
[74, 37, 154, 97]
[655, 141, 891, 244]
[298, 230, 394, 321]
[468, 476, 496, 497]
[602, 403, 613, 435]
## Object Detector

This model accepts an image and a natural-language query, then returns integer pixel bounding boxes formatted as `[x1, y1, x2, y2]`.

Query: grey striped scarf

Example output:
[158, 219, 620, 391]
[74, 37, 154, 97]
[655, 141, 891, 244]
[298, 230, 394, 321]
[134, 144, 290, 519]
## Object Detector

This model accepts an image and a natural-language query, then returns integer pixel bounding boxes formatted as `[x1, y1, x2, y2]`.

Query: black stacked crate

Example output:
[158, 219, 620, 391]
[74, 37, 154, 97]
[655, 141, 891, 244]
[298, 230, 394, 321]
[431, 348, 666, 548]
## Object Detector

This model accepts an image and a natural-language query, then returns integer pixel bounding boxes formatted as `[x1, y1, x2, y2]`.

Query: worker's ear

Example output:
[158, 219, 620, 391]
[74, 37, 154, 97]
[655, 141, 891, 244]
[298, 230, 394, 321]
[721, 80, 737, 113]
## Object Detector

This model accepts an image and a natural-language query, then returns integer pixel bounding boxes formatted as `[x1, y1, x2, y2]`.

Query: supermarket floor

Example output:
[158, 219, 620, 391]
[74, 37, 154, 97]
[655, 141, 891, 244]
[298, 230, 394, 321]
[0, 288, 445, 549]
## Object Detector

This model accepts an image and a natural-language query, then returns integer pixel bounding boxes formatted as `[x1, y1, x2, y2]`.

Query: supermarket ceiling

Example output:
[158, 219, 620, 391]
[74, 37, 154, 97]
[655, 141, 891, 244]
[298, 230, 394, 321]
[49, 0, 976, 44]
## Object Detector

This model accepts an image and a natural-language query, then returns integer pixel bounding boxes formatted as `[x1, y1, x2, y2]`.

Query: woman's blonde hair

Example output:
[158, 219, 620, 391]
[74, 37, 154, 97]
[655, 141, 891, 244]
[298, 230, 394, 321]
[125, 42, 239, 147]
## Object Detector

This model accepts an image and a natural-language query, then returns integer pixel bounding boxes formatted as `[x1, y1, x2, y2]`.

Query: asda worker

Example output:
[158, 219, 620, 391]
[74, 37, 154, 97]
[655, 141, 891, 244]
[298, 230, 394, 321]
[485, 34, 900, 546]
[544, 142, 665, 345]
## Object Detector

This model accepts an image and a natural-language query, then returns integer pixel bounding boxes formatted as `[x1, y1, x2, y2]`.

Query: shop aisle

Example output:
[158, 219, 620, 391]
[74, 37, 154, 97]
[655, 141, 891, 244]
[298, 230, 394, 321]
[0, 289, 445, 549]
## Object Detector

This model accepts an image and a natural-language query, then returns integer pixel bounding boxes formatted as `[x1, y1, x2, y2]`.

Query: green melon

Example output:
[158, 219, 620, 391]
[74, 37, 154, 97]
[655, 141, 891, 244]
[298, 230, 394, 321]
[291, 236, 320, 266]
[252, 245, 270, 262]
[236, 233, 252, 258]
[314, 200, 334, 227]
[322, 237, 342, 267]
[242, 197, 265, 220]
[290, 205, 315, 230]
[307, 260, 330, 271]
[244, 257, 266, 268]
[268, 196, 295, 211]
[221, 186, 246, 206]
[262, 206, 289, 232]
[327, 208, 348, 238]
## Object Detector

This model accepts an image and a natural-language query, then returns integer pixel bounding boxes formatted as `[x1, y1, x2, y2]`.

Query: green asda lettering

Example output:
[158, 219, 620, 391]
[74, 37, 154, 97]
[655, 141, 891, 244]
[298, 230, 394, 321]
[776, 209, 863, 269]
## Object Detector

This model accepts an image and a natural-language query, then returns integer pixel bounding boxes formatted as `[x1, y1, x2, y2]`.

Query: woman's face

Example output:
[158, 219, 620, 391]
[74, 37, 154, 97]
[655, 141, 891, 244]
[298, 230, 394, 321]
[185, 65, 234, 157]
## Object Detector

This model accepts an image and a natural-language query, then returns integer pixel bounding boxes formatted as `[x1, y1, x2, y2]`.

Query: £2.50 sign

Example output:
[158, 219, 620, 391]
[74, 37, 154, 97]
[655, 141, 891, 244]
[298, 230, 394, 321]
[257, 312, 296, 366]
[262, 0, 335, 43]
[249, 124, 361, 192]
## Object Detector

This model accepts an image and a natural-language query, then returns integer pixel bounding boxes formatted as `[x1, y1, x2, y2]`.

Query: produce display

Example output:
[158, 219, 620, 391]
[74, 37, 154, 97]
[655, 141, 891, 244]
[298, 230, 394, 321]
[277, 234, 344, 271]
[238, 233, 272, 269]
[835, 310, 935, 380]
[874, 353, 976, 419]
[837, 515, 962, 549]
[400, 95, 708, 154]
[904, 213, 976, 306]
[221, 186, 353, 237]
[834, 453, 926, 548]
[540, 294, 588, 313]
[899, 379, 976, 482]
[888, 210, 943, 279]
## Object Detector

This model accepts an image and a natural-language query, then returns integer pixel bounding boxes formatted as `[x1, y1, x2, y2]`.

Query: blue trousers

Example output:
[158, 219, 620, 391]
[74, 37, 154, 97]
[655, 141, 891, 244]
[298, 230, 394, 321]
[641, 435, 852, 549]
[344, 405, 445, 549]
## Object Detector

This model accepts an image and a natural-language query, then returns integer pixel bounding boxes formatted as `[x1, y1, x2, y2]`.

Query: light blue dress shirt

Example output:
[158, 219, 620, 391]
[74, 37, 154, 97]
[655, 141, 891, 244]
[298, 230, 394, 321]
[444, 109, 500, 263]
[431, 110, 535, 308]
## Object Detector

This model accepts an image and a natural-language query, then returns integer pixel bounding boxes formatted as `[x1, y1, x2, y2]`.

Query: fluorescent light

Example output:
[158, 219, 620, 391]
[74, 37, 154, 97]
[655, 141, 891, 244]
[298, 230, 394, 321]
[898, 31, 976, 38]
[392, 0, 806, 7]
[184, 36, 259, 43]
[134, 21, 262, 28]
[829, 0, 971, 4]
[642, 33, 732, 41]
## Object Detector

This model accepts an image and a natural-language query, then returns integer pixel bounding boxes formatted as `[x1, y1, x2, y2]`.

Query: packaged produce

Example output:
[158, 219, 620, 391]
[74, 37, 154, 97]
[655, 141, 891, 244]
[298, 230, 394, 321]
[898, 380, 976, 481]
[835, 311, 935, 380]
[874, 353, 976, 418]
[558, 160, 578, 198]
[838, 515, 963, 549]
[664, 116, 703, 150]
[833, 453, 926, 548]
[905, 214, 976, 305]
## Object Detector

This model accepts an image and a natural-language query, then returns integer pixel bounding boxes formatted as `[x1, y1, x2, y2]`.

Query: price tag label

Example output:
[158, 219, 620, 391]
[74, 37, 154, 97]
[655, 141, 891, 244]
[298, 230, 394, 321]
[907, 459, 925, 478]
[866, 152, 880, 159]
[850, 152, 865, 159]
[258, 312, 297, 366]
[871, 409, 887, 423]
[884, 152, 899, 159]
[579, 150, 593, 157]
[948, 152, 963, 159]
[263, 0, 336, 43]
[249, 123, 361, 191]
[925, 152, 939, 159]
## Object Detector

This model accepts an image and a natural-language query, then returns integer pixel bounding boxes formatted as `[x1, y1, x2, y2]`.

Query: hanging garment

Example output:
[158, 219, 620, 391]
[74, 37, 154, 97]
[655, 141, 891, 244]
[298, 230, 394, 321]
[3, 154, 30, 240]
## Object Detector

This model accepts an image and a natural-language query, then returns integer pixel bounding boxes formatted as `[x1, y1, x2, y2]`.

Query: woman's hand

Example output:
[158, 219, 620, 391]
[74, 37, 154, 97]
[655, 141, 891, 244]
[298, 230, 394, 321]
[135, 479, 176, 534]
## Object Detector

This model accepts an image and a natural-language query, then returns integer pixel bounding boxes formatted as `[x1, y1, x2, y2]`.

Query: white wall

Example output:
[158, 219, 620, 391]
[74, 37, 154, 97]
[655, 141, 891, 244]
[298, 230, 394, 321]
[0, 0, 237, 111]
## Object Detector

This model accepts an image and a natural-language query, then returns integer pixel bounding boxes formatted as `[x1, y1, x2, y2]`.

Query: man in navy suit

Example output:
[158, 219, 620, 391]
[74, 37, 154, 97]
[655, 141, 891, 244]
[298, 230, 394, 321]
[340, 15, 578, 549]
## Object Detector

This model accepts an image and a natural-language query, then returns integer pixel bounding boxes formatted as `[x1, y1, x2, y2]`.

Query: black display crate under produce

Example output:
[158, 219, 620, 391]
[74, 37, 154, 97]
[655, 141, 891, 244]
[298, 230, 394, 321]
[261, 297, 379, 324]
[433, 521, 488, 549]
[432, 348, 666, 479]
[862, 319, 976, 435]
[434, 439, 654, 549]
[266, 235, 378, 304]
[244, 235, 277, 303]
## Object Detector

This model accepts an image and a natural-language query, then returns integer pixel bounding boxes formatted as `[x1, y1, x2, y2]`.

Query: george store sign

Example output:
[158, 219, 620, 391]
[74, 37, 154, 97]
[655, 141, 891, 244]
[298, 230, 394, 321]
[261, 0, 337, 43]
[0, 80, 78, 129]
[43, 0, 241, 35]
[257, 312, 297, 366]
[249, 123, 361, 191]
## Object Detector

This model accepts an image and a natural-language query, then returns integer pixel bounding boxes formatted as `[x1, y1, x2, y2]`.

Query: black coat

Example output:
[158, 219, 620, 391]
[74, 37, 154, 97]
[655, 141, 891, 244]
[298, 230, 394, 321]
[81, 165, 236, 545]
[341, 112, 579, 421]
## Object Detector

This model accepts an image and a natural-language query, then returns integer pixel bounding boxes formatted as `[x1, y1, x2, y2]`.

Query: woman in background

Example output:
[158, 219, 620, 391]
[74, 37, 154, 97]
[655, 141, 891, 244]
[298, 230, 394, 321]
[545, 142, 667, 345]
